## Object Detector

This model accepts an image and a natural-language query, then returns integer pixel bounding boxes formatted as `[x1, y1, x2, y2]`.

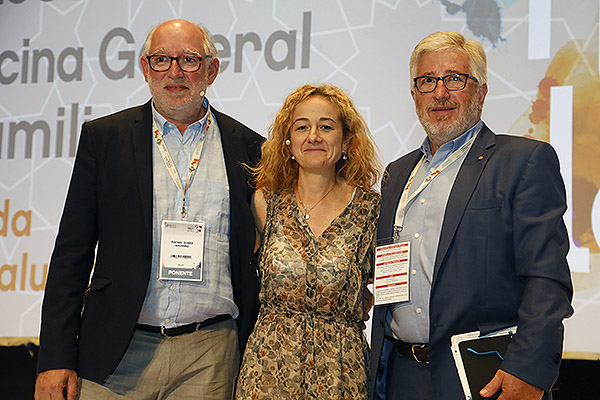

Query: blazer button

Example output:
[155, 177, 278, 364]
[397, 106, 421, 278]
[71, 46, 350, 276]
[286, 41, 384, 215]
[553, 353, 561, 364]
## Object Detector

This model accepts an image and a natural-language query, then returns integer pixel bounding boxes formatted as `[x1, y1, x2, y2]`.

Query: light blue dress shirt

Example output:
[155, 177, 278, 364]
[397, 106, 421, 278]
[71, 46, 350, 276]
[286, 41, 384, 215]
[137, 98, 238, 328]
[388, 121, 482, 343]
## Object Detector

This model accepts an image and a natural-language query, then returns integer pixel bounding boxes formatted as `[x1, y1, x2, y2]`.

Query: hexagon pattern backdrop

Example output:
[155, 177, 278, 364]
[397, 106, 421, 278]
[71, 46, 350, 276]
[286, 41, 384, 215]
[0, 0, 598, 357]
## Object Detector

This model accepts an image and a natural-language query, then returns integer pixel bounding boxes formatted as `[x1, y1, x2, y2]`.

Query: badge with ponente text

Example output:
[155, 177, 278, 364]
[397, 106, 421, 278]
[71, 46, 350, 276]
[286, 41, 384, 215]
[159, 220, 205, 282]
[374, 240, 410, 306]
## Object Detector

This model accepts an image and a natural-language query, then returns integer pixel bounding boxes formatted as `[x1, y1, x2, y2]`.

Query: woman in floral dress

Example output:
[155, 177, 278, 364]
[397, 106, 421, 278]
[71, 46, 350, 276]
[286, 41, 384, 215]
[235, 84, 382, 399]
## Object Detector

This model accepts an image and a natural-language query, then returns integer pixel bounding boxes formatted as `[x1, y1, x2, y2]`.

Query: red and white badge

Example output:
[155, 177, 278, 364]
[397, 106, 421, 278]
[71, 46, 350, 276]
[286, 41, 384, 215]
[374, 240, 410, 306]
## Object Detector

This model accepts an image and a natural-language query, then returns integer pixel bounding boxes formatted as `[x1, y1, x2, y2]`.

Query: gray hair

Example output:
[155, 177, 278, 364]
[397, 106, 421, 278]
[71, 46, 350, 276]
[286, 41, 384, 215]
[409, 31, 487, 85]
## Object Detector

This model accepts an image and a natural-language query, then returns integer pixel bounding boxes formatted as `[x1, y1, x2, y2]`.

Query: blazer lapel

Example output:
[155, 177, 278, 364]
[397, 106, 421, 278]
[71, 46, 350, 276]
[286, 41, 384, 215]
[212, 109, 248, 200]
[132, 101, 154, 241]
[432, 124, 496, 283]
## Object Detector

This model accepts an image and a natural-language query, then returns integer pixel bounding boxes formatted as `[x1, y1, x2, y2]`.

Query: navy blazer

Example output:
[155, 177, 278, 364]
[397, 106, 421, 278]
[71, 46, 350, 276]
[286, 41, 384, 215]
[38, 101, 264, 383]
[370, 124, 573, 399]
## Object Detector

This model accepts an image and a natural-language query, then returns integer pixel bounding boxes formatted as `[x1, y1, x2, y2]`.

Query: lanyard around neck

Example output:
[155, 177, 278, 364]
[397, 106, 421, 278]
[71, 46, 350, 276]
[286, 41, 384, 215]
[393, 132, 478, 237]
[152, 112, 212, 218]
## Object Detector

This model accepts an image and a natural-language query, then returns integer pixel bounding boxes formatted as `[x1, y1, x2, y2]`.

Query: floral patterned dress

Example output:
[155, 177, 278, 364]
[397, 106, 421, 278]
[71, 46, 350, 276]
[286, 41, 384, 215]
[235, 186, 380, 399]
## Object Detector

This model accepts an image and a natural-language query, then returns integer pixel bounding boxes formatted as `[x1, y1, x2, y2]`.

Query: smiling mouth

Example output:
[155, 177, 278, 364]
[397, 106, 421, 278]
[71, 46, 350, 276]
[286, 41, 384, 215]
[432, 106, 456, 112]
[165, 85, 187, 91]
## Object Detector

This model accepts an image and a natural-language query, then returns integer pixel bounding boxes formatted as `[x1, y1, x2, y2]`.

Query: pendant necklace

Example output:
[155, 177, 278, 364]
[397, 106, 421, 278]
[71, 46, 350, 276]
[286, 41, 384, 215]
[296, 184, 336, 220]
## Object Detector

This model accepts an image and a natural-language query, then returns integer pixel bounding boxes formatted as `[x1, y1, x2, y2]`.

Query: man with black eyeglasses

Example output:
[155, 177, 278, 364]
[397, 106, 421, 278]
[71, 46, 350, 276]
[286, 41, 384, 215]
[370, 31, 573, 400]
[35, 19, 264, 400]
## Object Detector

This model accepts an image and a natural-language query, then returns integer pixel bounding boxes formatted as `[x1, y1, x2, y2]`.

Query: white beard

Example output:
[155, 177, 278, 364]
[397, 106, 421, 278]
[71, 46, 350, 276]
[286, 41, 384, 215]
[417, 94, 481, 149]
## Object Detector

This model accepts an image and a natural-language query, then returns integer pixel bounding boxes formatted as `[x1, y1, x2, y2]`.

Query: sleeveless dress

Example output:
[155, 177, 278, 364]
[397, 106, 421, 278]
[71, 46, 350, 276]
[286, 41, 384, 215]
[235, 186, 380, 399]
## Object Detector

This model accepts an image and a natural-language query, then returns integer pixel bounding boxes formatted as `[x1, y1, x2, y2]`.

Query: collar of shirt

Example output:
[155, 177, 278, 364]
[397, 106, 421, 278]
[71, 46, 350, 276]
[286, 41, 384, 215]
[420, 120, 483, 169]
[151, 97, 211, 143]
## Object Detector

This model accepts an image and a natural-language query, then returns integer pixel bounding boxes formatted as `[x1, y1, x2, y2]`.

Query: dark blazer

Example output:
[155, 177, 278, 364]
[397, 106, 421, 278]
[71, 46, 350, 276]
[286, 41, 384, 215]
[370, 123, 573, 399]
[37, 100, 264, 383]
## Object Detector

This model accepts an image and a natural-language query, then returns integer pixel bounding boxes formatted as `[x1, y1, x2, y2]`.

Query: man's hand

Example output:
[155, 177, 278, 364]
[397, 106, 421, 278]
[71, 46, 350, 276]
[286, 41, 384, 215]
[480, 369, 544, 400]
[35, 369, 79, 400]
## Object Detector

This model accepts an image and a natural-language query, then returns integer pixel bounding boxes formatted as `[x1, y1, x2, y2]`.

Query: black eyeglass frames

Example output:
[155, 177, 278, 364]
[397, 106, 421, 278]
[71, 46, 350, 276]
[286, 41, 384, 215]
[146, 55, 212, 72]
[413, 73, 478, 93]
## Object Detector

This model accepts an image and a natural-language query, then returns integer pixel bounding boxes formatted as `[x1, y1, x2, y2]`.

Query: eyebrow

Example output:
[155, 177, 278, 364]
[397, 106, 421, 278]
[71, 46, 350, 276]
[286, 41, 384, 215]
[292, 117, 337, 125]
[149, 48, 202, 57]
[319, 117, 337, 123]
[419, 69, 465, 76]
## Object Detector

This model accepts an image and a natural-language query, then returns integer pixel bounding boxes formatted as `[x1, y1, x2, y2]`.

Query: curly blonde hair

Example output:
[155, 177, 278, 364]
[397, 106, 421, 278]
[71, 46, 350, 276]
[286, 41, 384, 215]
[252, 83, 382, 193]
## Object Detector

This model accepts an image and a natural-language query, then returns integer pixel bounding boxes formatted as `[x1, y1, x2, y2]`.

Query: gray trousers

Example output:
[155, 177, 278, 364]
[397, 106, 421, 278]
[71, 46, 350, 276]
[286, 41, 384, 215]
[80, 318, 239, 400]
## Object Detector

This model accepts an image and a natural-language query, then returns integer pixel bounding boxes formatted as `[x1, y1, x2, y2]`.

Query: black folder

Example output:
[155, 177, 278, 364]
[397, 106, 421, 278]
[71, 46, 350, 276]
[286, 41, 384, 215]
[451, 327, 516, 400]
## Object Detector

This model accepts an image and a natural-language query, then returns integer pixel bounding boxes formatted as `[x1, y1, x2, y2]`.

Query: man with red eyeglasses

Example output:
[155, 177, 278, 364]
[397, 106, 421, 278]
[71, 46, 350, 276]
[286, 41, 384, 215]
[35, 19, 263, 400]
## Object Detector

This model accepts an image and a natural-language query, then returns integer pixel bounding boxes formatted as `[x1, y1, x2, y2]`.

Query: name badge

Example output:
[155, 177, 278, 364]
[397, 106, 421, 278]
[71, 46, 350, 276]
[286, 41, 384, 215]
[159, 219, 205, 282]
[374, 240, 410, 306]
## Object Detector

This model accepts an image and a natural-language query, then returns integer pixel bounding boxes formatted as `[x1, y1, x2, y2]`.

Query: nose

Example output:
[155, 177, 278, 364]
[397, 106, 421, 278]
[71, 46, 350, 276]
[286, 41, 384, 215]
[167, 59, 185, 78]
[432, 79, 450, 100]
[307, 126, 322, 143]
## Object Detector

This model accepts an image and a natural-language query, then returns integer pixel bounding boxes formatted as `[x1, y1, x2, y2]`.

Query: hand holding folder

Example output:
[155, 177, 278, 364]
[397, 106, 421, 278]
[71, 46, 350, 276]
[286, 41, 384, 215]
[451, 326, 517, 400]
[479, 369, 545, 400]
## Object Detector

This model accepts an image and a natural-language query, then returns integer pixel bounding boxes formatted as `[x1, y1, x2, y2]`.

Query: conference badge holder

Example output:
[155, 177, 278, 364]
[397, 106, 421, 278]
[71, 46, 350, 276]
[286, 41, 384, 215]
[373, 234, 411, 306]
[159, 219, 205, 282]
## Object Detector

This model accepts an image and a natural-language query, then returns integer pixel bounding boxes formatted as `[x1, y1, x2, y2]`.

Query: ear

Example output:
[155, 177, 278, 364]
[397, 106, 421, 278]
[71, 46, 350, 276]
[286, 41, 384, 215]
[140, 56, 150, 83]
[478, 83, 488, 110]
[206, 58, 220, 85]
[342, 137, 351, 153]
[411, 89, 416, 102]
